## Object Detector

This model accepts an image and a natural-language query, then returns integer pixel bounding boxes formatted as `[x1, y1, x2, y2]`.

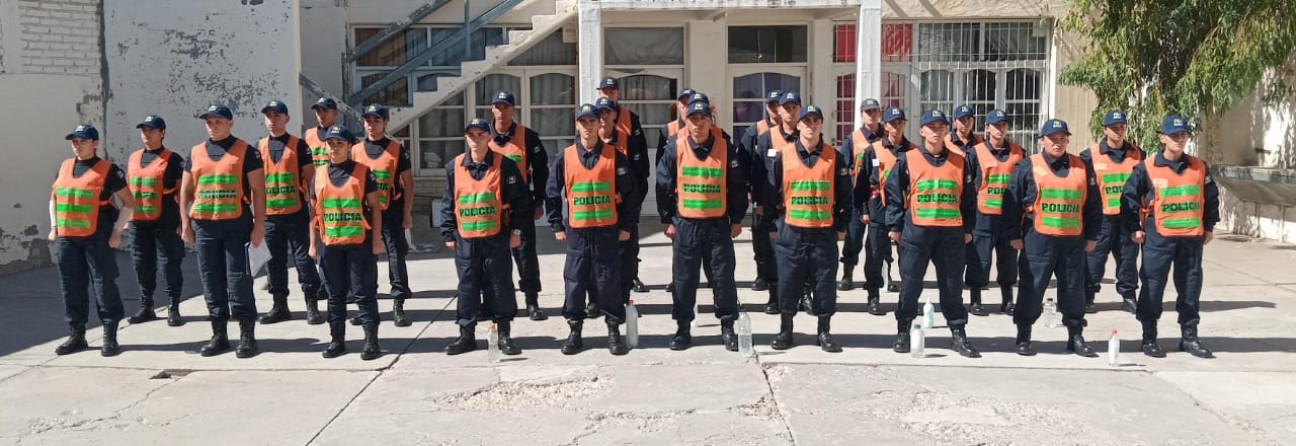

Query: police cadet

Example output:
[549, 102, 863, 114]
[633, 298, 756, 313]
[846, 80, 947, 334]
[441, 118, 530, 356]
[964, 109, 1024, 316]
[854, 107, 914, 315]
[946, 104, 984, 156]
[305, 98, 340, 167]
[592, 96, 651, 313]
[884, 110, 981, 358]
[838, 98, 884, 292]
[757, 91, 818, 315]
[257, 100, 324, 325]
[546, 103, 638, 356]
[1002, 119, 1102, 357]
[50, 124, 134, 356]
[657, 100, 747, 351]
[486, 90, 549, 321]
[180, 104, 268, 358]
[597, 76, 651, 294]
[308, 125, 383, 360]
[740, 89, 782, 301]
[352, 104, 415, 327]
[124, 115, 187, 327]
[656, 88, 697, 165]
[765, 105, 850, 353]
[1080, 110, 1143, 314]
[1122, 114, 1218, 359]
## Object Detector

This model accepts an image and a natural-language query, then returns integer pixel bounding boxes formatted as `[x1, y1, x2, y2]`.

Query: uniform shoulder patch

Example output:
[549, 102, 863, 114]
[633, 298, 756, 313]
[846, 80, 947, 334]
[617, 167, 628, 175]
[508, 176, 519, 185]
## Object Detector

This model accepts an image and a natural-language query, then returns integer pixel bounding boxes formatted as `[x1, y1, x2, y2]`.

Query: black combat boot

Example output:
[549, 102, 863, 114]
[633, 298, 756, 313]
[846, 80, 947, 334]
[950, 324, 980, 358]
[669, 319, 692, 351]
[1121, 292, 1138, 314]
[1065, 325, 1098, 358]
[720, 319, 738, 352]
[1015, 324, 1035, 356]
[1179, 325, 1213, 358]
[392, 298, 411, 327]
[751, 277, 769, 292]
[445, 325, 477, 355]
[771, 313, 795, 350]
[606, 320, 629, 356]
[1141, 320, 1165, 358]
[235, 319, 260, 358]
[260, 294, 291, 324]
[305, 289, 326, 325]
[763, 288, 779, 315]
[1084, 291, 1097, 314]
[525, 292, 546, 321]
[128, 296, 158, 324]
[322, 321, 347, 358]
[361, 324, 381, 360]
[968, 288, 987, 316]
[166, 297, 185, 327]
[200, 320, 230, 357]
[100, 321, 121, 357]
[1000, 286, 1015, 313]
[54, 323, 89, 355]
[893, 319, 912, 353]
[866, 288, 885, 316]
[561, 319, 584, 355]
[837, 264, 855, 291]
[497, 321, 521, 356]
[816, 316, 842, 353]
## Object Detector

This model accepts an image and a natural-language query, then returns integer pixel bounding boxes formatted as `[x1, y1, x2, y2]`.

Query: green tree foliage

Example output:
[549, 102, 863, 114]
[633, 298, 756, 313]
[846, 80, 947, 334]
[1059, 0, 1296, 149]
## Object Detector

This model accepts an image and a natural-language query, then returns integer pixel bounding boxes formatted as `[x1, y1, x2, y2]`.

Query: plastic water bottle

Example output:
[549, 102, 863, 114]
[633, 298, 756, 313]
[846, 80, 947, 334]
[911, 324, 925, 358]
[1044, 298, 1060, 328]
[625, 300, 639, 349]
[1108, 329, 1120, 367]
[922, 298, 935, 330]
[737, 311, 753, 357]
[487, 324, 500, 363]
[691, 302, 699, 329]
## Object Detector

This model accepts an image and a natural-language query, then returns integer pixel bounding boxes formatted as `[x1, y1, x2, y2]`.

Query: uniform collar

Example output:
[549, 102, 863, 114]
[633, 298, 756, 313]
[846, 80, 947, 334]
[1099, 138, 1133, 156]
[1154, 151, 1189, 173]
[882, 135, 911, 152]
[1041, 151, 1070, 169]
[576, 140, 604, 157]
[461, 150, 495, 168]
[687, 132, 715, 153]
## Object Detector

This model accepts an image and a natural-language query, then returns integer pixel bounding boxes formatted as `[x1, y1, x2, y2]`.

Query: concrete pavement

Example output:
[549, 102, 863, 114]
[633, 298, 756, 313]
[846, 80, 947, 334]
[1, 224, 1294, 445]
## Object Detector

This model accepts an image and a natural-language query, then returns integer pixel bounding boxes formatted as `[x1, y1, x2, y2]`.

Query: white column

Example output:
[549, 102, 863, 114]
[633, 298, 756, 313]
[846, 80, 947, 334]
[577, 0, 603, 105]
[686, 18, 727, 126]
[854, 0, 882, 130]
[810, 19, 835, 118]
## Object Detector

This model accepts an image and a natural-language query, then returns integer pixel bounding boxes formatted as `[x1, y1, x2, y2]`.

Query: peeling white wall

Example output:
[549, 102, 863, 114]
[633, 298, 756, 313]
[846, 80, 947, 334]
[103, 0, 302, 163]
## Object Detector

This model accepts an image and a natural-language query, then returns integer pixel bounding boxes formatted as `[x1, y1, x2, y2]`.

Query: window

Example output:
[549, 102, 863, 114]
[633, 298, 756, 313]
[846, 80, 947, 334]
[417, 92, 465, 170]
[509, 31, 578, 66]
[529, 73, 577, 150]
[731, 72, 800, 142]
[615, 74, 677, 150]
[605, 28, 685, 65]
[728, 26, 808, 64]
[475, 74, 523, 120]
[352, 26, 508, 106]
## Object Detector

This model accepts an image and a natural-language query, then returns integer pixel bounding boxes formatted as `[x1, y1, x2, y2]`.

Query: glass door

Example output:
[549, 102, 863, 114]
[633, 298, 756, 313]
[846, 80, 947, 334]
[729, 68, 805, 144]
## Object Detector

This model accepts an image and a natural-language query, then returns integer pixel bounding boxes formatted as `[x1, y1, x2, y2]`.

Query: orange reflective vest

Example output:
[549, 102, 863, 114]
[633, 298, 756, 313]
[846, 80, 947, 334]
[675, 133, 729, 219]
[259, 136, 304, 215]
[564, 144, 619, 229]
[304, 126, 331, 167]
[489, 123, 530, 183]
[189, 141, 248, 221]
[615, 106, 633, 139]
[313, 164, 370, 245]
[1143, 156, 1207, 237]
[351, 140, 402, 211]
[945, 133, 982, 157]
[871, 140, 914, 202]
[974, 141, 1023, 215]
[452, 152, 505, 238]
[1028, 153, 1086, 237]
[849, 128, 880, 177]
[756, 119, 771, 137]
[667, 119, 684, 136]
[782, 144, 836, 228]
[1090, 143, 1144, 215]
[127, 148, 176, 221]
[603, 130, 629, 157]
[53, 158, 111, 237]
[906, 150, 965, 227]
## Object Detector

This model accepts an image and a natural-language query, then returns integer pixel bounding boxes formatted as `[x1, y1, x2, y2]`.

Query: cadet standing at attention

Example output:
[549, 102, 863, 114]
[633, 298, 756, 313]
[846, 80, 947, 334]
[486, 90, 549, 321]
[740, 90, 783, 303]
[597, 77, 651, 295]
[838, 98, 884, 292]
[854, 107, 915, 315]
[352, 104, 415, 327]
[124, 115, 188, 327]
[256, 100, 323, 325]
[963, 109, 1024, 316]
[1080, 110, 1144, 313]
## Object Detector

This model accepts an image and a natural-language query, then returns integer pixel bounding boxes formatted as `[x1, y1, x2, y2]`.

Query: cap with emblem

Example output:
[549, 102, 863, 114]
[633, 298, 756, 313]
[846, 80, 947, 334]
[765, 90, 784, 104]
[199, 104, 233, 120]
[677, 88, 696, 100]
[689, 92, 710, 105]
[984, 109, 1008, 126]
[575, 103, 599, 120]
[1159, 114, 1191, 135]
[598, 76, 619, 89]
[492, 90, 516, 106]
[1103, 110, 1128, 127]
[362, 104, 389, 120]
[65, 124, 99, 140]
[779, 91, 802, 106]
[323, 125, 356, 143]
[595, 97, 617, 112]
[883, 107, 906, 122]
[261, 100, 289, 115]
[953, 105, 974, 119]
[920, 109, 949, 127]
[136, 115, 166, 130]
[464, 118, 491, 134]
[1039, 119, 1071, 136]
[685, 100, 712, 117]
[798, 105, 824, 121]
[860, 99, 881, 111]
[311, 97, 338, 111]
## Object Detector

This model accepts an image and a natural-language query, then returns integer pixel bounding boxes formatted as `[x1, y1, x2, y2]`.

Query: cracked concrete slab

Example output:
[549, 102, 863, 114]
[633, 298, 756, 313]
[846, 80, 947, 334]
[1158, 371, 1296, 445]
[0, 367, 171, 445]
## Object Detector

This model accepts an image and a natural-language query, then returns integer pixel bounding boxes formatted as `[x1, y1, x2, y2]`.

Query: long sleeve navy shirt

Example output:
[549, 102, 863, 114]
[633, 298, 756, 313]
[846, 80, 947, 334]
[656, 131, 747, 224]
[854, 134, 913, 227]
[764, 137, 852, 233]
[489, 121, 549, 212]
[546, 140, 638, 233]
[882, 144, 977, 241]
[964, 138, 1022, 235]
[439, 152, 531, 242]
[1120, 151, 1220, 236]
[1001, 151, 1103, 241]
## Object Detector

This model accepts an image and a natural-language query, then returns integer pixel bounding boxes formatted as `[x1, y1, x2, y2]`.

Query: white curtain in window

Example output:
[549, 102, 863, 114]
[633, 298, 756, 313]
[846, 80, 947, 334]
[605, 28, 684, 66]
[509, 31, 578, 66]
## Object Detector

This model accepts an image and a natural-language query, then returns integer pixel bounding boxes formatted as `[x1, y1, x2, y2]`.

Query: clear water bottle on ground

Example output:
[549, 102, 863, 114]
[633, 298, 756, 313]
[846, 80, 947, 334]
[692, 302, 699, 329]
[911, 323, 925, 358]
[1044, 297, 1060, 328]
[922, 298, 935, 330]
[626, 300, 639, 349]
[1108, 329, 1120, 367]
[737, 311, 753, 357]
[487, 324, 500, 363]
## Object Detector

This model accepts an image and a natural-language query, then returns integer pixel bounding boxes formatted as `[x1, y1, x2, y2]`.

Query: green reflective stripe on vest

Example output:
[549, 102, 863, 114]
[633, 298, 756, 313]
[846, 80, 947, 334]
[458, 192, 496, 204]
[371, 169, 393, 180]
[55, 187, 94, 198]
[324, 226, 365, 237]
[197, 174, 238, 185]
[133, 191, 157, 200]
[56, 203, 93, 213]
[504, 154, 523, 163]
[460, 220, 497, 231]
[1101, 172, 1131, 184]
[986, 174, 1011, 184]
[983, 198, 1003, 208]
[322, 198, 361, 209]
[267, 197, 299, 209]
[129, 176, 157, 186]
[57, 218, 91, 228]
[572, 181, 611, 192]
[915, 208, 960, 218]
[1159, 185, 1201, 197]
[266, 172, 296, 183]
[311, 147, 329, 166]
[1040, 216, 1080, 228]
[682, 166, 724, 178]
[789, 209, 829, 220]
[191, 202, 237, 213]
[916, 179, 958, 190]
[1162, 217, 1202, 228]
[137, 205, 158, 214]
[790, 180, 830, 191]
[1106, 197, 1121, 209]
[572, 209, 614, 220]
[1040, 188, 1083, 199]
[683, 198, 723, 210]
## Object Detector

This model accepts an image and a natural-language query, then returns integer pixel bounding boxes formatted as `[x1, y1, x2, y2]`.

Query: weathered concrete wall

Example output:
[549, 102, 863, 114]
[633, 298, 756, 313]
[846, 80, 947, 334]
[299, 0, 348, 123]
[0, 0, 105, 274]
[103, 0, 302, 164]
